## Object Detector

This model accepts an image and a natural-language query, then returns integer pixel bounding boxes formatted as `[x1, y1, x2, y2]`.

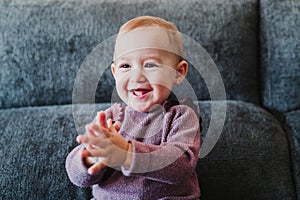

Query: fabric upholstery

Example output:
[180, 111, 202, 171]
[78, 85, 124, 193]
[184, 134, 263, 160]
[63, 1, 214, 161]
[0, 0, 299, 199]
[197, 101, 296, 200]
[0, 102, 296, 199]
[260, 0, 300, 112]
[284, 110, 300, 199]
[0, 0, 259, 109]
[0, 105, 94, 199]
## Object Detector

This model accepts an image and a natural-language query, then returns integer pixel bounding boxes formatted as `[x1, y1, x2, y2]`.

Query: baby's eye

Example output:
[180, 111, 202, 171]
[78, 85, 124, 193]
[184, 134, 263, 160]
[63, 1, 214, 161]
[144, 63, 158, 68]
[120, 64, 131, 69]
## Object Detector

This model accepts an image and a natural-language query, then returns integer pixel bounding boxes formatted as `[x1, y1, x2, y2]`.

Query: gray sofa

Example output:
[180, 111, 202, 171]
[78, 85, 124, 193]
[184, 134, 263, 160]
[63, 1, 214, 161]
[0, 0, 299, 199]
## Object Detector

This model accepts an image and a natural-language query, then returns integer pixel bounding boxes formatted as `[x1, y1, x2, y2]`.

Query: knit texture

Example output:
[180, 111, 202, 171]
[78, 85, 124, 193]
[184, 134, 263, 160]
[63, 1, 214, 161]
[66, 102, 201, 199]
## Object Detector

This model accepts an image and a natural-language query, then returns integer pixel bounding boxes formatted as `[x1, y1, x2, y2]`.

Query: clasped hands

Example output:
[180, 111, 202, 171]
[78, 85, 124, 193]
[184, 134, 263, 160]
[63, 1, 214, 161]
[76, 111, 132, 175]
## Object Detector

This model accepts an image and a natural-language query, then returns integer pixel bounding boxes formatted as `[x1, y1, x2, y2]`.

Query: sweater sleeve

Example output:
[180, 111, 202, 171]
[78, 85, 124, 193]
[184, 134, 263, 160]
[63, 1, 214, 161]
[65, 144, 108, 187]
[121, 105, 200, 184]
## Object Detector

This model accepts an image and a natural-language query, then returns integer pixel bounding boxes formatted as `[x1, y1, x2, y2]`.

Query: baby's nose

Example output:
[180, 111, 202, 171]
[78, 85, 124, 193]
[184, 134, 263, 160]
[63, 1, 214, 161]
[131, 68, 147, 83]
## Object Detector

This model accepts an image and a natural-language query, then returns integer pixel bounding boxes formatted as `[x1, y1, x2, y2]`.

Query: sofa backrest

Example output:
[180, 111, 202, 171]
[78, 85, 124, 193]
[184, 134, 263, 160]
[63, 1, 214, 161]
[260, 0, 300, 113]
[0, 0, 259, 109]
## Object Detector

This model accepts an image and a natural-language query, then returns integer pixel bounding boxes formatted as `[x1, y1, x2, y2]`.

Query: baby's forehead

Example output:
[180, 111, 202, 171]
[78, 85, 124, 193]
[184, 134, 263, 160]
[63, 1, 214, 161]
[113, 27, 183, 61]
[114, 48, 177, 63]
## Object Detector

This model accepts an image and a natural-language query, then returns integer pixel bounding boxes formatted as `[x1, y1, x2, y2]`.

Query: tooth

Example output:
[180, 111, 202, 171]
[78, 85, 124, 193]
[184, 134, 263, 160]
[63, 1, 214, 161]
[136, 91, 143, 96]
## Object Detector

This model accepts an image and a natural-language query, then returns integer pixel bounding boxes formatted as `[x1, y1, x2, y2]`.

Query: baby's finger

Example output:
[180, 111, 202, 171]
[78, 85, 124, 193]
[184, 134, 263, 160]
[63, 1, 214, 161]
[85, 144, 98, 150]
[89, 123, 111, 138]
[77, 134, 96, 145]
[80, 134, 110, 150]
[76, 135, 85, 143]
[85, 124, 100, 137]
[88, 147, 111, 158]
[113, 121, 122, 131]
[87, 139, 111, 150]
[107, 119, 121, 132]
[88, 159, 106, 175]
[85, 156, 99, 165]
[106, 119, 113, 129]
[81, 148, 91, 158]
[96, 111, 107, 128]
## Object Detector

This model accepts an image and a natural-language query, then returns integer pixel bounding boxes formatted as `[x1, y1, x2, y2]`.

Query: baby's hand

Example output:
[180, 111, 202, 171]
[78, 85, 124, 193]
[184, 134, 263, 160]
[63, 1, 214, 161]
[77, 111, 127, 174]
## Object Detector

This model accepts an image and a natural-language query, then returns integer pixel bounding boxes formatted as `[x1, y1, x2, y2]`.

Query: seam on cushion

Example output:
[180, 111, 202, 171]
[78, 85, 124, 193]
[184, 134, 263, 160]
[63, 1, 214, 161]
[283, 115, 299, 200]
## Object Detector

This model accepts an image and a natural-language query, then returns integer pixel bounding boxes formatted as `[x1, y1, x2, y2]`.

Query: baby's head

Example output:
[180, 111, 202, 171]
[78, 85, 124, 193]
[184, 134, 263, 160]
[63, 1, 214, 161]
[115, 15, 184, 62]
[111, 16, 188, 112]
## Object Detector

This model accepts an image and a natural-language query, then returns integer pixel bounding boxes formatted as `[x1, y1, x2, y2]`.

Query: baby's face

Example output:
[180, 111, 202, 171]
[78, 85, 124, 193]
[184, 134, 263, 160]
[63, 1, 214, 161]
[112, 48, 179, 112]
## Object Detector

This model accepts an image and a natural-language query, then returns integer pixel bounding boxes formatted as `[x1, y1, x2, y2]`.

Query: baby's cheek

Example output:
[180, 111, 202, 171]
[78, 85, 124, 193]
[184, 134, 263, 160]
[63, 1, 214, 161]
[153, 74, 176, 89]
[155, 81, 174, 91]
[115, 85, 129, 102]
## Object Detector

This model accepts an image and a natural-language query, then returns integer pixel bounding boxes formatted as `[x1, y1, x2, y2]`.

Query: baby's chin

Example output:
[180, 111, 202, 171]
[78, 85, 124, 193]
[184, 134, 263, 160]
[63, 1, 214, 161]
[129, 102, 163, 113]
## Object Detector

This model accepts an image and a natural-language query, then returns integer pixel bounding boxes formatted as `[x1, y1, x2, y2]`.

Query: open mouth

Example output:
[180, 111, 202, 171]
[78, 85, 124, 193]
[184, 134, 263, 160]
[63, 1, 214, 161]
[130, 88, 152, 98]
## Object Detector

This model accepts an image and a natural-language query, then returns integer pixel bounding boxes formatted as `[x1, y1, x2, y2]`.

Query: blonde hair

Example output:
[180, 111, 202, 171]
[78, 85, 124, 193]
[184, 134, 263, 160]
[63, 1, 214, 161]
[118, 16, 184, 61]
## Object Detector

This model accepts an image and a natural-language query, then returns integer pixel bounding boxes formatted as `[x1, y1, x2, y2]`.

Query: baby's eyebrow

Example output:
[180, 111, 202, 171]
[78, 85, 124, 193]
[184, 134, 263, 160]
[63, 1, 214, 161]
[112, 57, 128, 64]
[141, 56, 162, 62]
[112, 54, 163, 64]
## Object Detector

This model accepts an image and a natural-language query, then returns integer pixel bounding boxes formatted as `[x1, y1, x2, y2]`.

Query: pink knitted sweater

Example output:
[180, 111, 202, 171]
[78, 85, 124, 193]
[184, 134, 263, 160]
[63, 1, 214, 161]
[66, 101, 200, 199]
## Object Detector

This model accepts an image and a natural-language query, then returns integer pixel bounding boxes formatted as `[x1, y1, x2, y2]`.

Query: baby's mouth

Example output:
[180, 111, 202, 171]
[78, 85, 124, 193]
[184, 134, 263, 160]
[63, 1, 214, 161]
[130, 88, 152, 97]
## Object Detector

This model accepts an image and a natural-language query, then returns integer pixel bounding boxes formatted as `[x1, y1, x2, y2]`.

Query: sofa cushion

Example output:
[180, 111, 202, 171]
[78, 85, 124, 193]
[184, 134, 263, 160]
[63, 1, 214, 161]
[197, 101, 296, 199]
[0, 105, 102, 199]
[0, 0, 259, 109]
[0, 101, 296, 199]
[284, 110, 300, 199]
[260, 0, 300, 112]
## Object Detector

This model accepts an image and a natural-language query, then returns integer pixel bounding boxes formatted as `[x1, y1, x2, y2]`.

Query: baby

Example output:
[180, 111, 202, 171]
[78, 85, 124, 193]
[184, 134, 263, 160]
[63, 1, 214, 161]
[66, 16, 201, 199]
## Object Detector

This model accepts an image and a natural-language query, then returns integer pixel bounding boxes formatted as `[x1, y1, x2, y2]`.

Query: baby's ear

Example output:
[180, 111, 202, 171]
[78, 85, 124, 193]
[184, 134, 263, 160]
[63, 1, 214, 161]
[175, 60, 188, 85]
[111, 62, 116, 78]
